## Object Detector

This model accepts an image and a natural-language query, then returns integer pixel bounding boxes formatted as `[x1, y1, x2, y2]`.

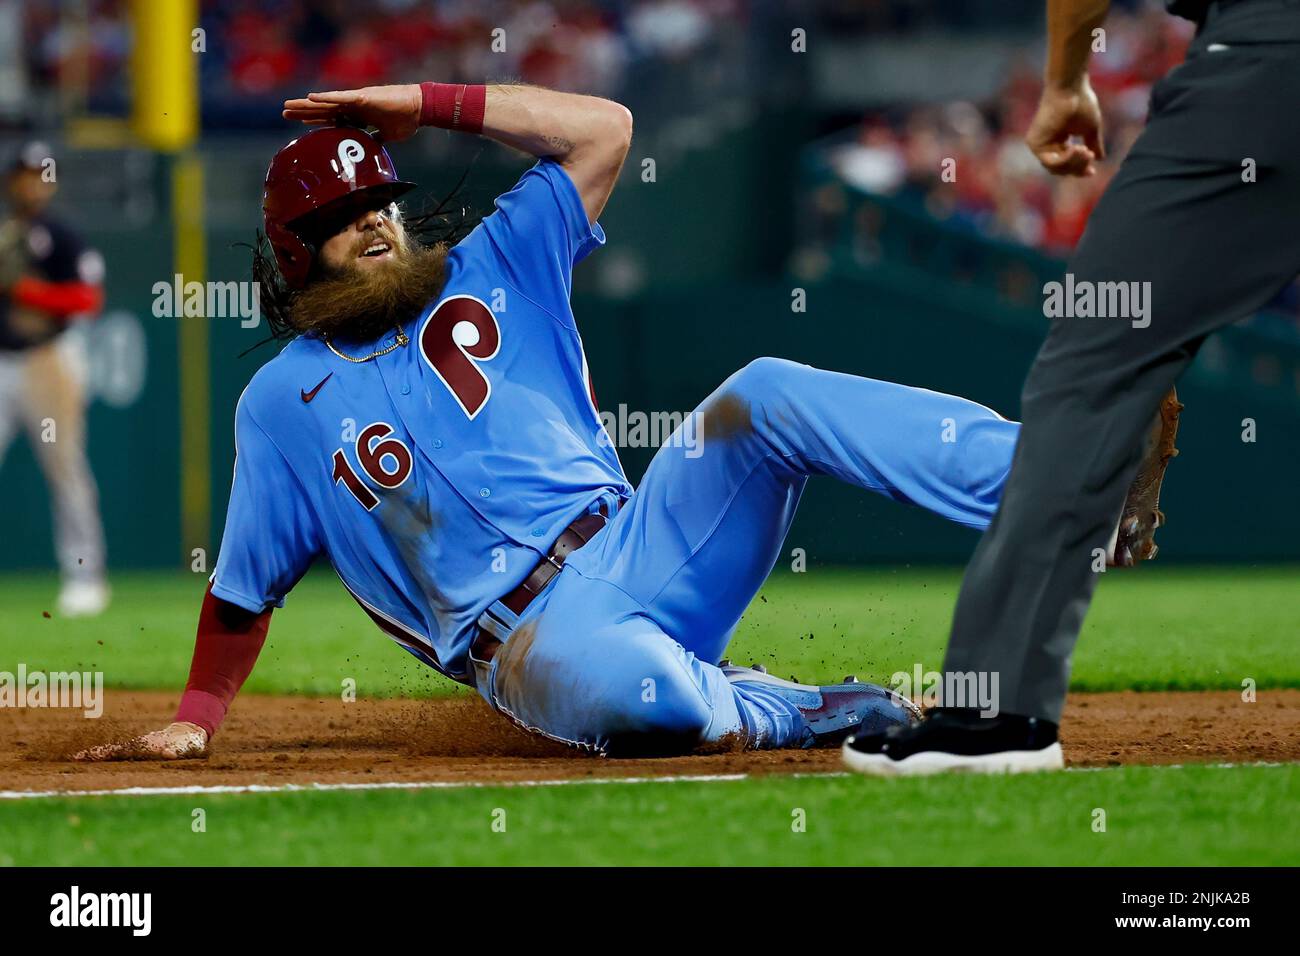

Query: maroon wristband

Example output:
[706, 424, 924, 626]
[175, 688, 227, 740]
[419, 82, 486, 134]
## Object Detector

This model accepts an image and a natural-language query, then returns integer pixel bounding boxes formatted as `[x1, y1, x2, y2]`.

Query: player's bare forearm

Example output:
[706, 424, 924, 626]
[1045, 0, 1111, 91]
[480, 84, 632, 222]
[1025, 0, 1110, 176]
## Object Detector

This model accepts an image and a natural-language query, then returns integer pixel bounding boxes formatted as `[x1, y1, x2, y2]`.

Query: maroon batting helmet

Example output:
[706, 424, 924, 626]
[262, 127, 416, 288]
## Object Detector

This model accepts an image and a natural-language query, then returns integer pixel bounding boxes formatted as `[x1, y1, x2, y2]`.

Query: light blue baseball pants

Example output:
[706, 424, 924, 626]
[477, 358, 1018, 755]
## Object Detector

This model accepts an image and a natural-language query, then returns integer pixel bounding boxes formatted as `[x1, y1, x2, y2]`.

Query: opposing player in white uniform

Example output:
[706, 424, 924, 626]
[0, 143, 108, 617]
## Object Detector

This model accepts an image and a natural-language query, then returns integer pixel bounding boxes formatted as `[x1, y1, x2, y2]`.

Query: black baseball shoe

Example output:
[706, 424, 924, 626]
[842, 707, 1063, 776]
[721, 662, 920, 748]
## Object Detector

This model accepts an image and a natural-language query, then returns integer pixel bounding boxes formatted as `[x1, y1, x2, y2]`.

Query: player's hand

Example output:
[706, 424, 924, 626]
[1025, 78, 1105, 177]
[74, 721, 209, 761]
[283, 85, 423, 143]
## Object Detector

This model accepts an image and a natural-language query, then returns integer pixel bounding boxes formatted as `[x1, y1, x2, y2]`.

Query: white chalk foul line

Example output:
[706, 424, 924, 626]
[0, 772, 766, 801]
[0, 760, 1288, 801]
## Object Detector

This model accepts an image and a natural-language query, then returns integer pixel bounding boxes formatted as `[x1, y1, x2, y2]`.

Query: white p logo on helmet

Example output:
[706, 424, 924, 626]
[335, 138, 366, 183]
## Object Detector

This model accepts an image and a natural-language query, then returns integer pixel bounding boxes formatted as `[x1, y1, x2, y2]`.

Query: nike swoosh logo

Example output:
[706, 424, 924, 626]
[301, 373, 333, 404]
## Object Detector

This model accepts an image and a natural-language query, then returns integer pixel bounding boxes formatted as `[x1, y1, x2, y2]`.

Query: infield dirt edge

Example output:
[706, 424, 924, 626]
[2, 688, 1296, 794]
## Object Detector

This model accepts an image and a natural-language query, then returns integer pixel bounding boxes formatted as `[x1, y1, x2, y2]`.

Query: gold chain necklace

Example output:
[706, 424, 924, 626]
[323, 328, 410, 363]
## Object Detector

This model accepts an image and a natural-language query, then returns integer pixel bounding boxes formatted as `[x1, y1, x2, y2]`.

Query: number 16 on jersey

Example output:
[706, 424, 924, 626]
[332, 421, 413, 511]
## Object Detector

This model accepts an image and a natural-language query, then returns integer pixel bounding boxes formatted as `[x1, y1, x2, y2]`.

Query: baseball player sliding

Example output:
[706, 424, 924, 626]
[84, 82, 1153, 761]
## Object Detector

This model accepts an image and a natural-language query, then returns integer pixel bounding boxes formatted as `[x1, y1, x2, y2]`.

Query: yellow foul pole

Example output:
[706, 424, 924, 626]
[130, 0, 207, 566]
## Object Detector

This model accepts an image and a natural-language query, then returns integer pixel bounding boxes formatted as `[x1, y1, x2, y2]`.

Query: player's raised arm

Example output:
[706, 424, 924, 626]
[474, 84, 633, 224]
[283, 83, 633, 224]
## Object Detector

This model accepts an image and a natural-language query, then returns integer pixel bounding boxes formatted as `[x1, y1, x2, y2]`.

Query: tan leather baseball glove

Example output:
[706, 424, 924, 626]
[1111, 386, 1183, 567]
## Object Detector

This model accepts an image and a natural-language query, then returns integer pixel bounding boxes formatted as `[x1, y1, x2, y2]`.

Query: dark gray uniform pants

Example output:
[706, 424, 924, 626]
[944, 2, 1300, 722]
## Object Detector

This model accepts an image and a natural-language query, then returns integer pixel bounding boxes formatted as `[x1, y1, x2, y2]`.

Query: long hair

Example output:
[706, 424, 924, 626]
[242, 163, 480, 353]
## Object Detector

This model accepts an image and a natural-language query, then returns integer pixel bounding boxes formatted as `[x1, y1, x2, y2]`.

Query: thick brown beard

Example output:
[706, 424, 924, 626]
[288, 242, 450, 345]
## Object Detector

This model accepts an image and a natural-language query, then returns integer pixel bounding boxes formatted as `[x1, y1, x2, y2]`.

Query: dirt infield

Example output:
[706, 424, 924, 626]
[2, 688, 1297, 794]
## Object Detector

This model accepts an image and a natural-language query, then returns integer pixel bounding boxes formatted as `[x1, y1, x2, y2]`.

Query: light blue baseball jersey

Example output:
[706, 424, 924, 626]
[211, 159, 630, 680]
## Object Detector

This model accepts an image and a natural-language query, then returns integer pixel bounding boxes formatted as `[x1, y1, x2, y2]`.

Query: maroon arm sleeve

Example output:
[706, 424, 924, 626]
[173, 586, 271, 739]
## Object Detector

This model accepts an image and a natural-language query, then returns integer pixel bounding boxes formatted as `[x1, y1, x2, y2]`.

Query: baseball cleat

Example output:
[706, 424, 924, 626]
[1110, 386, 1182, 567]
[722, 664, 920, 749]
[842, 707, 1063, 777]
[57, 580, 110, 618]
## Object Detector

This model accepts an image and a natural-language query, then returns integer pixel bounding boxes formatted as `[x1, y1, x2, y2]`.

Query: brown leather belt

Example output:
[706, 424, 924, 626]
[469, 504, 611, 665]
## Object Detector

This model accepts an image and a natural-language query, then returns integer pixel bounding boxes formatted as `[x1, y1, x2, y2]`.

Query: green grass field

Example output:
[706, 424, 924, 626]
[1, 565, 1296, 866]
[1, 564, 1295, 697]
[3, 765, 1295, 866]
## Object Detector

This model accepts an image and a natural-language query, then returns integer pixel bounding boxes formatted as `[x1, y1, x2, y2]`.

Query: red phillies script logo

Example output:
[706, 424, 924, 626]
[420, 294, 500, 419]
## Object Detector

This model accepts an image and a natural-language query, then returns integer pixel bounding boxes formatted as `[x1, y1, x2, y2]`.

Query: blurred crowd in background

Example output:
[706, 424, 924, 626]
[18, 0, 1046, 113]
[8, 0, 1300, 319]
[13, 0, 1055, 125]
[20, 0, 742, 116]
[828, 5, 1191, 256]
[823, 4, 1300, 317]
